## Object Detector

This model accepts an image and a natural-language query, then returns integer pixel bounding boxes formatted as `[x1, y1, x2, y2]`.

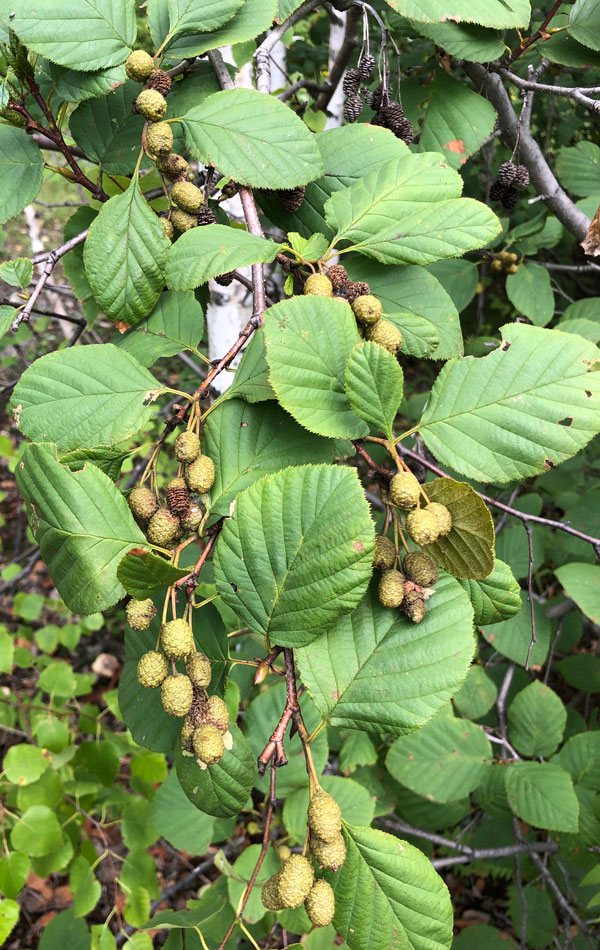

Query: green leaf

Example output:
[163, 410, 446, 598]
[162, 0, 277, 60]
[569, 0, 600, 51]
[285, 231, 330, 262]
[504, 761, 579, 833]
[348, 259, 462, 360]
[15, 443, 146, 613]
[70, 82, 151, 176]
[181, 88, 324, 190]
[481, 595, 550, 667]
[556, 654, 600, 692]
[123, 886, 151, 928]
[556, 732, 600, 791]
[0, 126, 44, 225]
[555, 562, 600, 623]
[458, 559, 522, 625]
[427, 259, 479, 315]
[0, 0, 135, 71]
[344, 342, 403, 440]
[165, 224, 279, 290]
[557, 317, 600, 344]
[453, 665, 498, 720]
[227, 844, 281, 924]
[325, 154, 500, 266]
[282, 776, 375, 846]
[418, 71, 496, 169]
[506, 262, 555, 327]
[507, 884, 557, 949]
[122, 797, 158, 850]
[453, 924, 516, 950]
[421, 477, 495, 579]
[264, 295, 369, 439]
[295, 575, 474, 735]
[3, 744, 49, 786]
[508, 681, 566, 757]
[385, 1, 531, 28]
[45, 62, 127, 103]
[70, 856, 101, 918]
[0, 257, 33, 288]
[38, 910, 89, 949]
[117, 549, 189, 599]
[59, 446, 130, 482]
[411, 21, 505, 62]
[10, 804, 62, 856]
[213, 465, 374, 647]
[166, 0, 243, 39]
[11, 344, 160, 452]
[338, 731, 377, 774]
[0, 853, 30, 900]
[420, 323, 600, 483]
[175, 724, 254, 818]
[114, 290, 205, 367]
[0, 900, 19, 945]
[84, 177, 171, 325]
[225, 329, 273, 403]
[0, 305, 16, 339]
[386, 709, 492, 803]
[329, 825, 452, 950]
[120, 850, 159, 900]
[151, 769, 215, 854]
[556, 141, 600, 197]
[258, 124, 409, 240]
[204, 398, 342, 517]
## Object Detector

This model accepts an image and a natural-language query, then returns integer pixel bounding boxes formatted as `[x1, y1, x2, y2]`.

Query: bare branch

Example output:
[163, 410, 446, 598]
[508, 0, 564, 63]
[496, 65, 600, 114]
[11, 230, 88, 332]
[255, 0, 324, 94]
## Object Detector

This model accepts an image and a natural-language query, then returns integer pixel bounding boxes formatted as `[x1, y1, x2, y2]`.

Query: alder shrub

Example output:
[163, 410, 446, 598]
[1, 1, 600, 948]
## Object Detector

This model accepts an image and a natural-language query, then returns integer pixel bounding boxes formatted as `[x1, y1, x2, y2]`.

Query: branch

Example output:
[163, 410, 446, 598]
[255, 0, 324, 94]
[11, 230, 88, 332]
[508, 0, 564, 62]
[463, 63, 591, 241]
[32, 132, 87, 159]
[496, 65, 600, 114]
[217, 769, 277, 950]
[527, 850, 596, 940]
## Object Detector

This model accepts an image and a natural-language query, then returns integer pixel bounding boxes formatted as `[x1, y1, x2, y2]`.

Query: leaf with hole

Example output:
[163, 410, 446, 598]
[213, 465, 374, 648]
[420, 323, 600, 483]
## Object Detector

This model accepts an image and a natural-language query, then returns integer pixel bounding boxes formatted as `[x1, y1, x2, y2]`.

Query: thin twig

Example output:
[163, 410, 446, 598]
[508, 1, 564, 63]
[11, 230, 89, 331]
[255, 0, 324, 94]
[524, 522, 537, 670]
[496, 65, 600, 114]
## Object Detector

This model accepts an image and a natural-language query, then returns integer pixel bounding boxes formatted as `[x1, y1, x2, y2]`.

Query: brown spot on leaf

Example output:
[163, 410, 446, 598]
[501, 341, 511, 352]
[544, 458, 556, 470]
[127, 547, 151, 557]
[353, 541, 364, 552]
[114, 320, 129, 334]
[558, 417, 573, 427]
[585, 390, 592, 398]
[443, 139, 466, 155]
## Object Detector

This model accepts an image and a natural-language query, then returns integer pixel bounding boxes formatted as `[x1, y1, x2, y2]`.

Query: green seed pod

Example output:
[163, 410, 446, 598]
[352, 294, 383, 326]
[373, 535, 396, 571]
[389, 471, 420, 510]
[181, 504, 203, 532]
[403, 589, 427, 623]
[174, 430, 201, 463]
[402, 552, 439, 587]
[162, 217, 174, 241]
[278, 855, 314, 908]
[192, 723, 224, 765]
[146, 120, 173, 156]
[426, 502, 452, 537]
[261, 874, 283, 911]
[128, 485, 158, 523]
[125, 50, 154, 82]
[180, 717, 195, 752]
[185, 652, 211, 688]
[156, 152, 192, 181]
[171, 181, 204, 214]
[125, 598, 157, 631]
[365, 319, 403, 355]
[305, 879, 335, 927]
[308, 791, 342, 842]
[304, 274, 333, 296]
[185, 455, 216, 494]
[378, 569, 405, 608]
[146, 508, 182, 548]
[171, 209, 197, 232]
[310, 832, 346, 870]
[203, 695, 229, 733]
[137, 650, 168, 688]
[161, 618, 195, 659]
[406, 509, 440, 546]
[135, 89, 167, 121]
[161, 674, 193, 717]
